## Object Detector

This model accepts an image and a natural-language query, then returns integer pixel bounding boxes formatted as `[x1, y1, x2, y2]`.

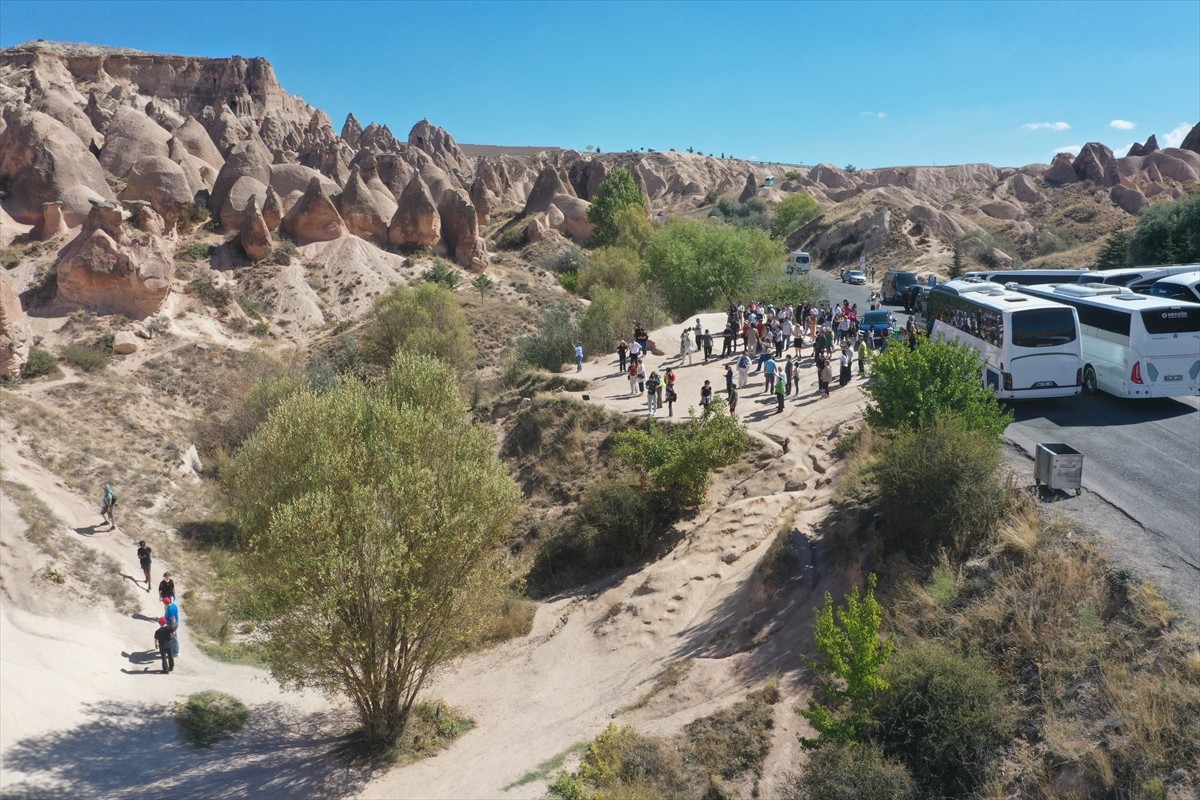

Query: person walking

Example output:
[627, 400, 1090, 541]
[680, 330, 694, 365]
[154, 617, 175, 674]
[137, 541, 152, 591]
[724, 365, 734, 397]
[617, 340, 628, 374]
[162, 595, 180, 631]
[700, 380, 713, 411]
[646, 371, 661, 415]
[737, 352, 750, 388]
[702, 329, 713, 362]
[665, 384, 677, 417]
[629, 338, 642, 364]
[763, 356, 777, 393]
[100, 485, 117, 529]
[627, 361, 640, 396]
[775, 374, 787, 413]
[158, 572, 176, 602]
[574, 342, 584, 373]
[839, 345, 852, 387]
[636, 361, 646, 394]
[728, 385, 739, 416]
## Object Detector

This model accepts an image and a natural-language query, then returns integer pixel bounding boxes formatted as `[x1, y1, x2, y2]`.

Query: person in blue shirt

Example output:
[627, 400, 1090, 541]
[162, 596, 179, 631]
[574, 342, 584, 372]
[763, 357, 777, 393]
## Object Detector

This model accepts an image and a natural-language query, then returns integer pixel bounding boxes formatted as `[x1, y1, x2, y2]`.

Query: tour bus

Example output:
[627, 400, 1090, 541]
[1077, 264, 1200, 294]
[962, 268, 1091, 286]
[786, 251, 811, 275]
[1147, 271, 1200, 304]
[925, 280, 1083, 399]
[1017, 283, 1200, 398]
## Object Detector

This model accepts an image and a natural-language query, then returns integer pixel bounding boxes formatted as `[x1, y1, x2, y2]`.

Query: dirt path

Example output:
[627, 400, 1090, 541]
[358, 313, 871, 799]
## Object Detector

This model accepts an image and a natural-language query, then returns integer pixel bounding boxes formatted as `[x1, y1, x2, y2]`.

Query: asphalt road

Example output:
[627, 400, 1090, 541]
[806, 268, 1200, 610]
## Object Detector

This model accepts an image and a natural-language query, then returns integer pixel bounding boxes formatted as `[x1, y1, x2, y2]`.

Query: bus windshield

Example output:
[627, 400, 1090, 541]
[1142, 306, 1200, 335]
[1011, 308, 1077, 347]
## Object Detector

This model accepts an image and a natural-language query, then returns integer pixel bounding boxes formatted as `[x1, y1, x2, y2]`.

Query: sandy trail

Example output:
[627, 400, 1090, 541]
[359, 313, 870, 799]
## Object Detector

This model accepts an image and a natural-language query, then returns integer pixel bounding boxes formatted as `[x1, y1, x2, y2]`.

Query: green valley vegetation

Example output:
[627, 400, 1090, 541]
[771, 192, 821, 239]
[1094, 193, 1200, 268]
[220, 351, 519, 752]
[361, 282, 475, 376]
[587, 168, 648, 247]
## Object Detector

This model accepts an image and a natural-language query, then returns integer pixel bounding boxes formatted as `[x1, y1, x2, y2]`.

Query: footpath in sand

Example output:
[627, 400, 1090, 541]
[360, 312, 871, 799]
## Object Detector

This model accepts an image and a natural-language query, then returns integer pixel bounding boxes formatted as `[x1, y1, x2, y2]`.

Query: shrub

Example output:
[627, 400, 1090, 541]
[421, 259, 461, 289]
[612, 402, 747, 515]
[588, 169, 648, 247]
[22, 346, 58, 379]
[59, 342, 110, 372]
[873, 413, 1006, 559]
[1130, 193, 1200, 266]
[1095, 228, 1132, 268]
[537, 243, 589, 275]
[577, 245, 641, 297]
[863, 338, 1012, 438]
[785, 742, 918, 800]
[712, 196, 770, 230]
[557, 271, 578, 293]
[873, 642, 1013, 798]
[361, 282, 474, 375]
[516, 305, 579, 372]
[144, 316, 171, 337]
[179, 242, 215, 261]
[753, 274, 829, 310]
[772, 192, 821, 239]
[685, 682, 779, 778]
[174, 690, 251, 748]
[187, 277, 233, 309]
[495, 224, 528, 250]
[577, 286, 670, 358]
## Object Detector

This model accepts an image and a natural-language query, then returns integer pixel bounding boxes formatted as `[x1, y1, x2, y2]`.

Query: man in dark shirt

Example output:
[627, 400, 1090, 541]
[154, 618, 175, 674]
[137, 541, 152, 591]
[157, 573, 175, 601]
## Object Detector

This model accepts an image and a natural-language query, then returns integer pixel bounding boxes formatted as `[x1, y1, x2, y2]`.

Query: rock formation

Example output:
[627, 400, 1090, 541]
[120, 155, 193, 228]
[388, 175, 441, 248]
[437, 188, 483, 268]
[336, 169, 390, 245]
[0, 272, 32, 379]
[341, 113, 363, 148]
[38, 201, 70, 238]
[262, 186, 283, 231]
[209, 137, 273, 219]
[408, 119, 472, 176]
[171, 116, 225, 170]
[55, 200, 174, 318]
[1044, 153, 1079, 186]
[521, 166, 572, 216]
[99, 105, 172, 178]
[738, 172, 757, 203]
[237, 195, 274, 261]
[1073, 143, 1118, 186]
[219, 175, 269, 232]
[1180, 123, 1200, 154]
[1110, 183, 1148, 215]
[281, 177, 347, 243]
[0, 107, 113, 226]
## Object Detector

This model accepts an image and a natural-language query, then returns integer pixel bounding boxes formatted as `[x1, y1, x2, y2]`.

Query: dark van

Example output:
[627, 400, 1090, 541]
[881, 270, 918, 303]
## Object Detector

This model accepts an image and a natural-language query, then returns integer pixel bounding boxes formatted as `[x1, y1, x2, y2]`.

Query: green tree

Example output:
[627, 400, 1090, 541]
[753, 274, 829, 310]
[863, 338, 1012, 438]
[1129, 194, 1200, 266]
[799, 574, 893, 747]
[612, 402, 747, 515]
[1094, 228, 1132, 268]
[220, 352, 519, 751]
[471, 273, 495, 301]
[772, 193, 821, 239]
[421, 259, 461, 289]
[516, 304, 580, 372]
[587, 168, 647, 247]
[643, 219, 781, 318]
[577, 246, 642, 297]
[361, 282, 475, 376]
[949, 242, 965, 279]
[613, 205, 654, 254]
[577, 285, 670, 359]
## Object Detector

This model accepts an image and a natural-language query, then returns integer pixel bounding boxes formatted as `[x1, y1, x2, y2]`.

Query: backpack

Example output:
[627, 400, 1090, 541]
[104, 490, 117, 508]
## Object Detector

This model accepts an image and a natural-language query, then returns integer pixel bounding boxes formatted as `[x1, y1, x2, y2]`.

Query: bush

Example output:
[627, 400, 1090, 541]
[772, 193, 821, 239]
[785, 742, 918, 800]
[557, 271, 578, 293]
[685, 683, 779, 779]
[361, 282, 474, 375]
[873, 413, 1006, 559]
[612, 403, 747, 515]
[22, 346, 58, 379]
[712, 196, 770, 231]
[59, 342, 110, 372]
[174, 690, 251, 748]
[188, 277, 233, 309]
[516, 305, 579, 372]
[577, 286, 670, 359]
[421, 259, 461, 289]
[177, 202, 211, 232]
[537, 243, 589, 275]
[495, 224, 528, 250]
[588, 169, 648, 247]
[753, 274, 829, 310]
[873, 642, 1013, 799]
[179, 242, 215, 261]
[863, 338, 1012, 438]
[577, 245, 641, 297]
[1130, 194, 1200, 266]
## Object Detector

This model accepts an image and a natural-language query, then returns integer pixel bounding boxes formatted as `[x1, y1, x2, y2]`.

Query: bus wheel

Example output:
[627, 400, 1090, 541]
[1083, 366, 1098, 395]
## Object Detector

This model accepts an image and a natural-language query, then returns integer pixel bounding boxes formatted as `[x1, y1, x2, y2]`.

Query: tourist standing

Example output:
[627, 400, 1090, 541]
[700, 380, 713, 410]
[646, 371, 661, 415]
[775, 375, 787, 413]
[617, 340, 628, 374]
[737, 352, 751, 388]
[839, 345, 852, 387]
[154, 617, 175, 674]
[574, 342, 584, 373]
[627, 361, 640, 395]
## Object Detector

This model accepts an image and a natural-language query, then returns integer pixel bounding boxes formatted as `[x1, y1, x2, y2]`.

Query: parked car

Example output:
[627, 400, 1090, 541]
[881, 269, 918, 303]
[858, 309, 896, 337]
[844, 269, 867, 285]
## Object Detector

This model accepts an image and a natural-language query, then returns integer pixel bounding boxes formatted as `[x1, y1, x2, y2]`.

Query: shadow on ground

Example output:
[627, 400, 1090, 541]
[1, 700, 372, 799]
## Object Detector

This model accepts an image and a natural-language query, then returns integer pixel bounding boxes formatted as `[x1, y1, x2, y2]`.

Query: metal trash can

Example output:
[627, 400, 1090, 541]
[1034, 442, 1083, 496]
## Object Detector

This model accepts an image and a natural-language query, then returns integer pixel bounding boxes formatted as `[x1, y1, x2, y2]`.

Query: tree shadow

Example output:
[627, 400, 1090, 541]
[0, 700, 373, 799]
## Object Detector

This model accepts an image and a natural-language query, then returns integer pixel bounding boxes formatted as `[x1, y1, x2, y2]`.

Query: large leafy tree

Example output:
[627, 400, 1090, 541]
[221, 352, 519, 750]
[361, 282, 474, 376]
[772, 192, 821, 239]
[643, 219, 781, 318]
[1129, 194, 1200, 266]
[587, 168, 647, 247]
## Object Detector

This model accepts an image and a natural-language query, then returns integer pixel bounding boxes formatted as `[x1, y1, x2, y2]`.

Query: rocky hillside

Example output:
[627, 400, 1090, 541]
[1, 40, 1199, 377]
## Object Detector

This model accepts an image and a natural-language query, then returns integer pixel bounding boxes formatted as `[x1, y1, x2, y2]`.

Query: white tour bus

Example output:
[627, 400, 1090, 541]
[925, 280, 1082, 399]
[1018, 283, 1200, 398]
[962, 268, 1091, 286]
[1078, 264, 1200, 293]
[786, 251, 811, 275]
[1147, 270, 1200, 304]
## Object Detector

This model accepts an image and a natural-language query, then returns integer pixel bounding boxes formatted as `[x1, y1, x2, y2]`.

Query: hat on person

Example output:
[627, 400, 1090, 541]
[159, 617, 167, 625]
[162, 596, 171, 604]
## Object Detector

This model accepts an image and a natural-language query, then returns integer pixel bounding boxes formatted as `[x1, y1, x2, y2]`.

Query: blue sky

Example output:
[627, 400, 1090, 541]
[1, 0, 1197, 168]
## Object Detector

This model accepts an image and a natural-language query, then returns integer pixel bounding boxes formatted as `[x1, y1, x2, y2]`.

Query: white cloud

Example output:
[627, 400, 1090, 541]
[1109, 119, 1137, 130]
[1114, 142, 1135, 157]
[1163, 122, 1193, 148]
[1021, 121, 1071, 131]
[877, 112, 886, 119]
[1054, 144, 1082, 156]
[860, 111, 887, 118]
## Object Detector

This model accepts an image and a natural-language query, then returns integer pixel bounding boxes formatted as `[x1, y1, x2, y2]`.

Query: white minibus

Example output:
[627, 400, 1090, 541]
[925, 280, 1082, 399]
[1147, 271, 1200, 304]
[1018, 283, 1200, 398]
[786, 251, 811, 275]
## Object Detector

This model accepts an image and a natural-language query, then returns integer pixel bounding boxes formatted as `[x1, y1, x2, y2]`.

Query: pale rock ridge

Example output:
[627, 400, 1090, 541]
[269, 163, 340, 212]
[219, 175, 269, 233]
[55, 199, 174, 318]
[0, 271, 32, 379]
[336, 169, 390, 245]
[408, 119, 472, 176]
[209, 136, 273, 219]
[521, 166, 573, 216]
[281, 176, 348, 243]
[98, 105, 172, 178]
[262, 186, 283, 231]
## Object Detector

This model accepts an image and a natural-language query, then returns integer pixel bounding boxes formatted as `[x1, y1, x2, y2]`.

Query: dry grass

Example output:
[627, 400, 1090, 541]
[624, 660, 694, 712]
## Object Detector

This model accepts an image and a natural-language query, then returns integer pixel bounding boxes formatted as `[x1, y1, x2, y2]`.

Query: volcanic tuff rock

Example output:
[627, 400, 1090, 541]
[237, 195, 274, 261]
[0, 271, 32, 379]
[437, 187, 482, 269]
[281, 177, 348, 243]
[1181, 123, 1200, 154]
[341, 112, 363, 148]
[1044, 153, 1080, 186]
[0, 106, 113, 226]
[337, 169, 390, 245]
[99, 105, 172, 178]
[219, 175, 269, 233]
[209, 137, 274, 219]
[171, 116, 225, 170]
[55, 200, 174, 318]
[119, 155, 194, 228]
[1073, 142, 1118, 186]
[408, 118, 472, 176]
[388, 175, 441, 249]
[521, 166, 573, 216]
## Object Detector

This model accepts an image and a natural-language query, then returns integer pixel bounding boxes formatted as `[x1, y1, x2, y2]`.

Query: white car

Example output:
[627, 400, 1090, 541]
[844, 269, 867, 285]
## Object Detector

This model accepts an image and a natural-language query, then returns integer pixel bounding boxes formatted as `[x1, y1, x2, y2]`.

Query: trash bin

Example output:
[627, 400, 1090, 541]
[1034, 442, 1083, 496]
